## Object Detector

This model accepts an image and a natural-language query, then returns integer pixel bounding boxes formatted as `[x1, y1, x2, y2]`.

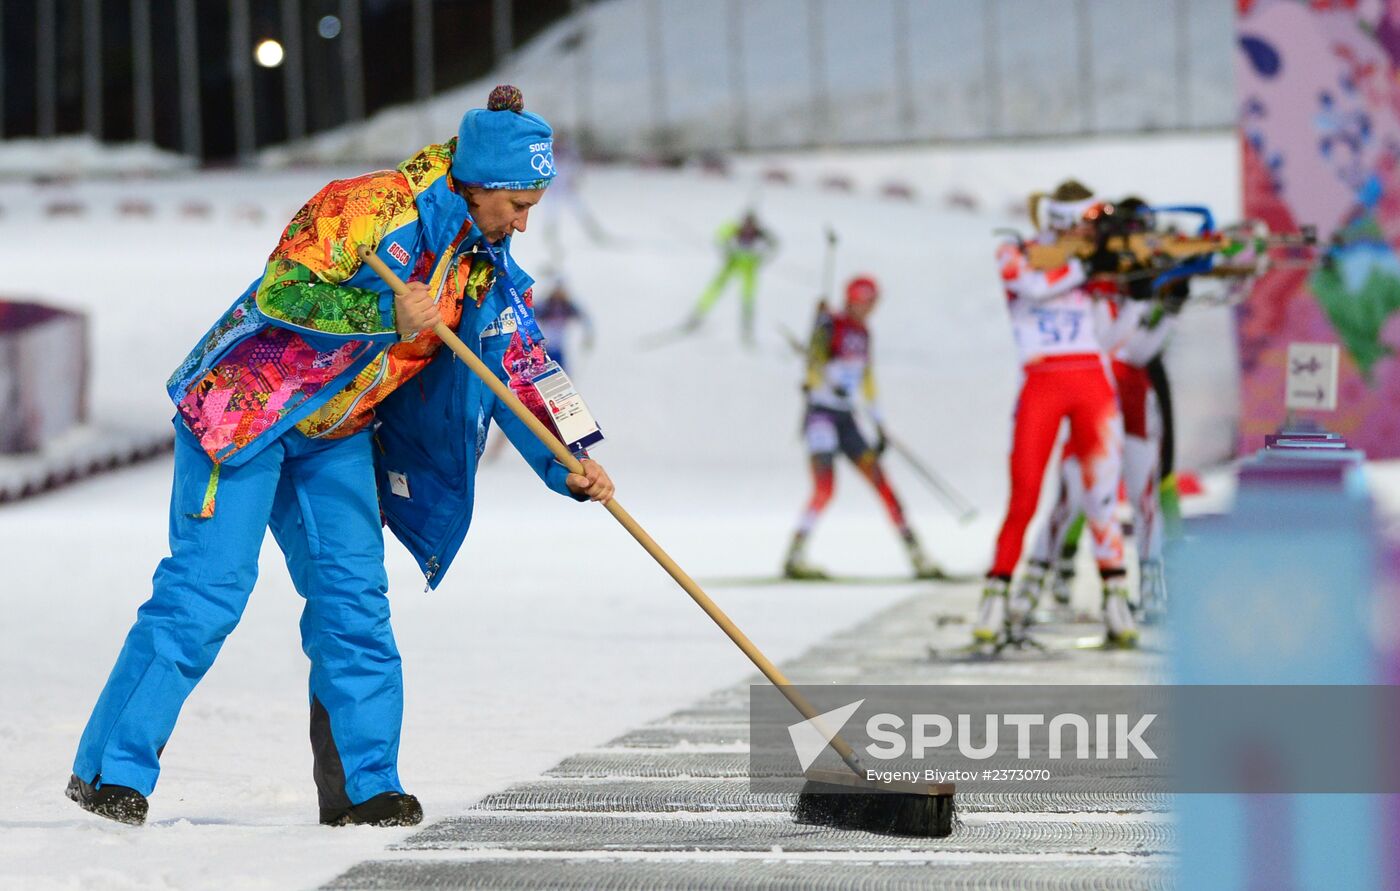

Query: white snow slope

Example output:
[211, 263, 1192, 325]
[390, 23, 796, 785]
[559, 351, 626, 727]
[0, 132, 1239, 889]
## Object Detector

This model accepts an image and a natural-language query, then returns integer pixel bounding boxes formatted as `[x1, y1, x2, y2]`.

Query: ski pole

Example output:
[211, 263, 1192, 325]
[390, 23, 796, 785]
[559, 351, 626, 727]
[820, 225, 838, 301]
[884, 433, 978, 524]
[355, 244, 867, 775]
[776, 323, 806, 355]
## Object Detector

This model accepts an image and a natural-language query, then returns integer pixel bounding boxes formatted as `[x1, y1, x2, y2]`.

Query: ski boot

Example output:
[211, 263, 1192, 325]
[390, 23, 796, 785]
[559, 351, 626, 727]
[1008, 563, 1046, 635]
[1013, 560, 1051, 627]
[1048, 559, 1076, 620]
[66, 773, 148, 826]
[782, 532, 829, 580]
[972, 577, 1010, 645]
[320, 791, 423, 827]
[1102, 574, 1140, 649]
[783, 560, 830, 580]
[902, 530, 945, 580]
[1138, 559, 1167, 625]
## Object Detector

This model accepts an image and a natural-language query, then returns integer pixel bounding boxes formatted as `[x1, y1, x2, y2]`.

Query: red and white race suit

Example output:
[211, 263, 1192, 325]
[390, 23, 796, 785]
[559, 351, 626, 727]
[988, 242, 1124, 579]
[1027, 296, 1176, 569]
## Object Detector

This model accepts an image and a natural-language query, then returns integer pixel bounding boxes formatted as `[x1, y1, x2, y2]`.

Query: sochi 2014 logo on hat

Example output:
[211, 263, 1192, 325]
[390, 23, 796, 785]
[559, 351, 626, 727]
[529, 140, 555, 177]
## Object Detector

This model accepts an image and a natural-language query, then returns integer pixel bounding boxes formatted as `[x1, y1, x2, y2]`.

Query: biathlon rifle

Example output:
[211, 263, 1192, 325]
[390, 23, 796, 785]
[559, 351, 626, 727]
[1006, 201, 1321, 309]
[1016, 198, 1318, 274]
[1023, 222, 1317, 273]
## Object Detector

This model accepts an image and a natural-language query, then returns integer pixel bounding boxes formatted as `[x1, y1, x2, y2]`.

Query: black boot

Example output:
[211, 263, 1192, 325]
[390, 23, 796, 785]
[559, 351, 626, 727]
[320, 791, 423, 827]
[66, 774, 148, 826]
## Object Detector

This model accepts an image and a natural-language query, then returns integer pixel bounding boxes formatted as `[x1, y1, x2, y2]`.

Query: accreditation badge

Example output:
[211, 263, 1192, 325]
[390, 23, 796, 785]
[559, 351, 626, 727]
[529, 361, 604, 453]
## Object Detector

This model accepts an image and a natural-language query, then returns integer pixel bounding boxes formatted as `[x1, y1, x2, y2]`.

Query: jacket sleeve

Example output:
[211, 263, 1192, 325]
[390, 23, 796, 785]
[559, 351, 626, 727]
[253, 176, 403, 341]
[804, 312, 833, 391]
[996, 241, 1087, 304]
[716, 221, 740, 252]
[861, 359, 878, 406]
[492, 397, 585, 501]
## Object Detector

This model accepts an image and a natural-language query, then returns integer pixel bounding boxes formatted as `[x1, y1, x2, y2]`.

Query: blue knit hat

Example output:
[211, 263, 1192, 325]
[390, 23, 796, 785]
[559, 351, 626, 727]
[451, 85, 556, 190]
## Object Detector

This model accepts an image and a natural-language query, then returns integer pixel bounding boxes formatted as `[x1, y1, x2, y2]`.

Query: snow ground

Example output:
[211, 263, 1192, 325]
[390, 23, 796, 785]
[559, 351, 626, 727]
[0, 131, 1258, 889]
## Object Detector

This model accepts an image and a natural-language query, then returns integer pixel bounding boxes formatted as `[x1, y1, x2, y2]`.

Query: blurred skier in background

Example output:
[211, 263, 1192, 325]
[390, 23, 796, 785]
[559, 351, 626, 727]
[684, 210, 778, 345]
[536, 277, 595, 373]
[782, 276, 941, 581]
[540, 134, 612, 249]
[974, 180, 1136, 649]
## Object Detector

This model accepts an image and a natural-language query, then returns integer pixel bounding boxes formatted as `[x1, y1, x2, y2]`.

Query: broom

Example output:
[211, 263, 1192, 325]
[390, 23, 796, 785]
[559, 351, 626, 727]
[357, 244, 955, 837]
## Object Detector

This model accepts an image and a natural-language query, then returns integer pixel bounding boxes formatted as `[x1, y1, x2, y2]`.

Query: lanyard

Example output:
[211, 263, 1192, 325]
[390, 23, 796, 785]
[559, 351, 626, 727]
[474, 233, 546, 349]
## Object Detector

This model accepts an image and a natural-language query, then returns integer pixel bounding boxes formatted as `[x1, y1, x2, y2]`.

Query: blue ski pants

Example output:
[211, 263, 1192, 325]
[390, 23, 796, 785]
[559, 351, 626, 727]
[72, 426, 403, 810]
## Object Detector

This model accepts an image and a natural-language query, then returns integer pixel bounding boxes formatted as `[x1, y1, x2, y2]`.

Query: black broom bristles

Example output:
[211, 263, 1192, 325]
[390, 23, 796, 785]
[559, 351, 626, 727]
[792, 770, 956, 838]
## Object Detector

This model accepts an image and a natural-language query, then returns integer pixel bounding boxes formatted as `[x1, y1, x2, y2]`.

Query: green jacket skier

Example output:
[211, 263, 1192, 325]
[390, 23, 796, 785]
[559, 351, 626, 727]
[685, 211, 778, 343]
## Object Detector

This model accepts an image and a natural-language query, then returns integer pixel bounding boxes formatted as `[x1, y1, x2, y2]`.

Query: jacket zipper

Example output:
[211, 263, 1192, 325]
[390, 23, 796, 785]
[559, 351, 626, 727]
[421, 357, 480, 592]
[408, 237, 478, 591]
[312, 353, 390, 438]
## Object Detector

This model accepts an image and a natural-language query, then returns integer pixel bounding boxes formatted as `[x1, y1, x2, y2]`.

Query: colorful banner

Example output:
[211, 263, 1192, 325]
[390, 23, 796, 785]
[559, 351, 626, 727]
[1236, 0, 1400, 455]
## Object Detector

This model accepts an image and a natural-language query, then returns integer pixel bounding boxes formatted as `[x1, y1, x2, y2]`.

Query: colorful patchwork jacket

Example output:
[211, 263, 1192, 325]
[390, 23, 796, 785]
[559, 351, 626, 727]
[166, 140, 578, 588]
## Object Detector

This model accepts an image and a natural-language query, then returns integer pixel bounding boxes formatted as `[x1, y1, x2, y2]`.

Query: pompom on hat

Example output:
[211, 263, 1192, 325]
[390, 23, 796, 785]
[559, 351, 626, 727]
[451, 85, 556, 190]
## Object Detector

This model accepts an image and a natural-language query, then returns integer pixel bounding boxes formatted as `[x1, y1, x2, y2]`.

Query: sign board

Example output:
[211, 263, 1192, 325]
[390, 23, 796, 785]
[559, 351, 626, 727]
[1285, 343, 1339, 412]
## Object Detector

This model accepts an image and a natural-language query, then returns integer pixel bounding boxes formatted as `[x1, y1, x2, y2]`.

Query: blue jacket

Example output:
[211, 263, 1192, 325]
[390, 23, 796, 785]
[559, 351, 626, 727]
[166, 141, 578, 588]
[373, 270, 581, 589]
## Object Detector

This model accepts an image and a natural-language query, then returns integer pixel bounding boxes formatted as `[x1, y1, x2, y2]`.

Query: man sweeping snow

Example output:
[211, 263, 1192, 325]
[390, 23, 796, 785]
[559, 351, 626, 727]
[67, 86, 613, 827]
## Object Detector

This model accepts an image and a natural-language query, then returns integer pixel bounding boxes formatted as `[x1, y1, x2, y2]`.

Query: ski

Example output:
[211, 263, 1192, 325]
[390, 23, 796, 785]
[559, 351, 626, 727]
[701, 572, 973, 588]
[929, 627, 1159, 662]
[637, 323, 701, 351]
[926, 636, 1071, 664]
[1068, 635, 1164, 654]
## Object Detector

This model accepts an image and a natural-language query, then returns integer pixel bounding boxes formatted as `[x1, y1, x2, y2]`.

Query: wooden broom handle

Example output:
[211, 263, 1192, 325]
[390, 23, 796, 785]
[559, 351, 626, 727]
[355, 245, 861, 768]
